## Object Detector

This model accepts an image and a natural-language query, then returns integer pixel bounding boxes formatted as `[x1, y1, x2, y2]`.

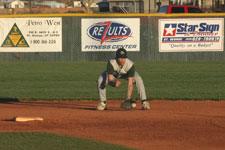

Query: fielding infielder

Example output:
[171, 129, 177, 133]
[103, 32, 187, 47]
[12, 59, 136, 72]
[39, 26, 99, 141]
[97, 48, 150, 110]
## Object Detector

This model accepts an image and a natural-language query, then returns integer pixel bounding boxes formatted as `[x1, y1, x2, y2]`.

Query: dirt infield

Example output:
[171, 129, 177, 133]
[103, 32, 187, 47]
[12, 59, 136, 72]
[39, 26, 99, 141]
[0, 100, 225, 150]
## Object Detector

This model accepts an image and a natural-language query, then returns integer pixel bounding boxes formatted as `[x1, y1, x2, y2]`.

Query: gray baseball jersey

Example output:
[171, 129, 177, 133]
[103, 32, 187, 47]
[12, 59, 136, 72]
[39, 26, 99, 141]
[107, 58, 135, 79]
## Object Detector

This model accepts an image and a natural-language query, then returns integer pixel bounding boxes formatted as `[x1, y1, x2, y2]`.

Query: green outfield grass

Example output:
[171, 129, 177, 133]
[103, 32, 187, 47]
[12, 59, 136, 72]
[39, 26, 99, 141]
[0, 132, 135, 150]
[0, 61, 224, 101]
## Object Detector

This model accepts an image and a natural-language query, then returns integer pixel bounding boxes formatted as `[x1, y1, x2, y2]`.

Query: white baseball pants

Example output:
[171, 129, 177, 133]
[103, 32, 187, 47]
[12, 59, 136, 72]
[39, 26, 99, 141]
[97, 71, 147, 102]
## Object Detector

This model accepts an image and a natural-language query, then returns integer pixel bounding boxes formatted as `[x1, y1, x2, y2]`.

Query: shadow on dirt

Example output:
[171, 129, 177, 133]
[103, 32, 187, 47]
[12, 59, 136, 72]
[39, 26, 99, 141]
[2, 118, 16, 122]
[0, 101, 122, 111]
[0, 98, 19, 103]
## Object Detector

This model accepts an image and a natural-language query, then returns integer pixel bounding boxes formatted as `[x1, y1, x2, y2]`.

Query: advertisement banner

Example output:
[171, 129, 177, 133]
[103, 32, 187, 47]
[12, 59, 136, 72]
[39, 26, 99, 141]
[0, 18, 62, 52]
[82, 18, 140, 52]
[159, 18, 224, 52]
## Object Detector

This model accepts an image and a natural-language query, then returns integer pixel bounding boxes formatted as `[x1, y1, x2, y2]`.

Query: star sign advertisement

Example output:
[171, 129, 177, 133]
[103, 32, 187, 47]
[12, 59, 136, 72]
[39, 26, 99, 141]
[81, 18, 140, 52]
[159, 18, 224, 52]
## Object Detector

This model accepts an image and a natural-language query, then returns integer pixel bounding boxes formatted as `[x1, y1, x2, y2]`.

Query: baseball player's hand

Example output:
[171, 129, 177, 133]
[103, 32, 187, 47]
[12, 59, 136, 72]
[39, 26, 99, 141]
[115, 80, 121, 87]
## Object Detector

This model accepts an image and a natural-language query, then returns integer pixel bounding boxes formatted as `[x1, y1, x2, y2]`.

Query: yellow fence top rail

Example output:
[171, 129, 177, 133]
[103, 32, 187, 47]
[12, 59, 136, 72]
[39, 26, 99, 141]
[1, 13, 225, 18]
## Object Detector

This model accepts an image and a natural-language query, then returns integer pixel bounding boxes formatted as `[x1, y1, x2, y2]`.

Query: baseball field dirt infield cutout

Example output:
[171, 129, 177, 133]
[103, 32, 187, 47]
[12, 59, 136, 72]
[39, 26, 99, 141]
[13, 117, 44, 122]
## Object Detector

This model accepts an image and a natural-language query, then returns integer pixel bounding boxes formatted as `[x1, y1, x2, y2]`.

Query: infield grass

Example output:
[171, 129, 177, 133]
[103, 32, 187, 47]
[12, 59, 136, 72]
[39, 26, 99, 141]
[0, 132, 135, 150]
[0, 61, 224, 101]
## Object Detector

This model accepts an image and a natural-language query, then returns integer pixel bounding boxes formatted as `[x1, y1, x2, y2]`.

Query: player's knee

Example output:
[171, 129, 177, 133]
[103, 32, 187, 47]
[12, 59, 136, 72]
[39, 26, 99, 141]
[135, 77, 144, 86]
[135, 75, 143, 82]
[97, 76, 106, 89]
[97, 77, 102, 86]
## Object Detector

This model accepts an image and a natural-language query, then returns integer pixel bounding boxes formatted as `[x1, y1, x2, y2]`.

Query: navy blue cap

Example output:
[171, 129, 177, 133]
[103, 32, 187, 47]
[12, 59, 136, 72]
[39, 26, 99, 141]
[116, 48, 127, 58]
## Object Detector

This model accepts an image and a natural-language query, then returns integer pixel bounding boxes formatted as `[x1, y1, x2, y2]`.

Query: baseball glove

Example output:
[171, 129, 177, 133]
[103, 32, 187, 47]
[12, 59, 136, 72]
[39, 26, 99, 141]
[120, 99, 136, 110]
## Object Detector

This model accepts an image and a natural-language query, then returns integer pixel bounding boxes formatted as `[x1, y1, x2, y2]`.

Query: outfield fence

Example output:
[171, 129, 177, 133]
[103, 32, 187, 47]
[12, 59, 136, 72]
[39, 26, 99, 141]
[0, 13, 225, 61]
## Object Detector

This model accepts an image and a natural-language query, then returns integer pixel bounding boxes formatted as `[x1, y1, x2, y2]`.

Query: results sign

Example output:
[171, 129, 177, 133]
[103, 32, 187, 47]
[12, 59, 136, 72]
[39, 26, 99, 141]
[82, 18, 140, 52]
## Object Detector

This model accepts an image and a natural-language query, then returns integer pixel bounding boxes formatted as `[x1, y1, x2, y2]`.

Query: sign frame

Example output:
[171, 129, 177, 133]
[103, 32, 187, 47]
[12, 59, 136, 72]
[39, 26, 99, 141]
[158, 18, 224, 52]
[0, 18, 62, 52]
[81, 18, 140, 52]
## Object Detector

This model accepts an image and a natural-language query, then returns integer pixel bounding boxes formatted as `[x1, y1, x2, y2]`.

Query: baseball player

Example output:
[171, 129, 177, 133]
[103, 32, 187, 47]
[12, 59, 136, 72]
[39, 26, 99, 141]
[96, 48, 150, 110]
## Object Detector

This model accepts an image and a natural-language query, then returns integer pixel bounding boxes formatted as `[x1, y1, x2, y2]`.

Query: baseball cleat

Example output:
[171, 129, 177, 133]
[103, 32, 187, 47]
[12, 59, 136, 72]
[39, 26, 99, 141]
[142, 101, 150, 110]
[97, 101, 107, 110]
